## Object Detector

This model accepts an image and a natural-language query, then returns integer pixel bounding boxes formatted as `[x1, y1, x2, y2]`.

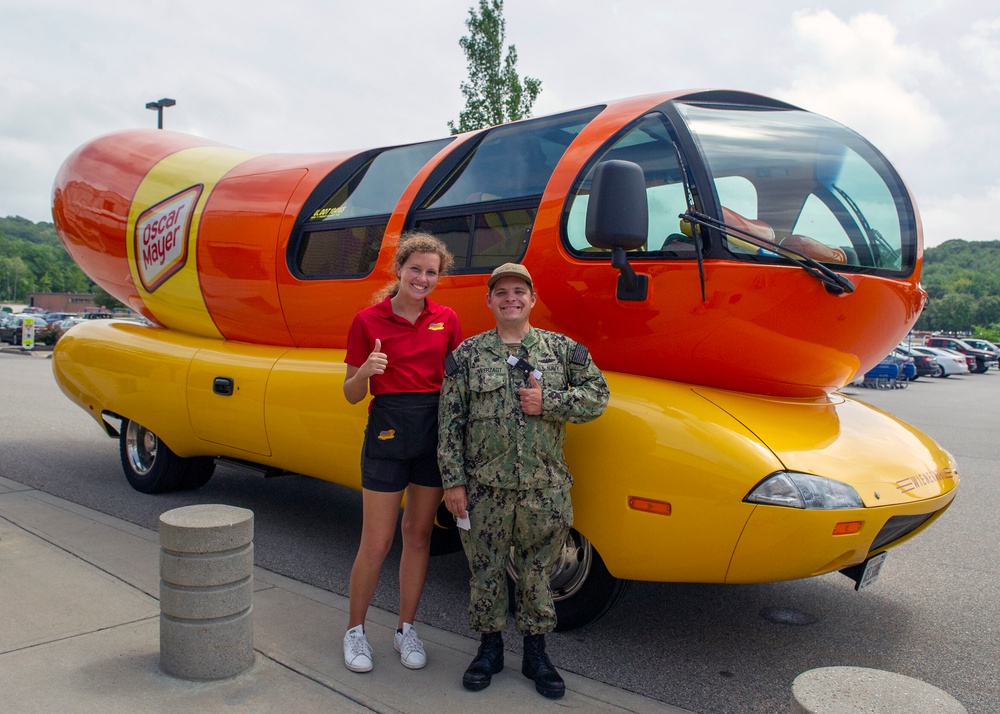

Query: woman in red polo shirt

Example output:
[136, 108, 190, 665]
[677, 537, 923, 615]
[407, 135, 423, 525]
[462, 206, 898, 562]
[341, 231, 461, 674]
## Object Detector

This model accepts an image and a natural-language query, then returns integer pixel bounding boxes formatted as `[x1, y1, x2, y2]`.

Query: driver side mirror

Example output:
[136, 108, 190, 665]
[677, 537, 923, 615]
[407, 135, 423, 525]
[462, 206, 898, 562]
[585, 160, 649, 301]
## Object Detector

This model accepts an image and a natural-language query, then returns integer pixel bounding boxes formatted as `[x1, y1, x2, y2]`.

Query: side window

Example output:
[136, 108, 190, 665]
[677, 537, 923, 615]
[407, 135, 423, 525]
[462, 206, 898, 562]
[292, 139, 450, 278]
[413, 106, 602, 272]
[296, 224, 385, 277]
[565, 113, 697, 258]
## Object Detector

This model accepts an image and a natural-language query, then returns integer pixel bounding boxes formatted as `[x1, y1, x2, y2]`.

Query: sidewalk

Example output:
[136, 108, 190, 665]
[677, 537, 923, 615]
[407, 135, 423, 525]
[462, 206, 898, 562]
[0, 475, 692, 713]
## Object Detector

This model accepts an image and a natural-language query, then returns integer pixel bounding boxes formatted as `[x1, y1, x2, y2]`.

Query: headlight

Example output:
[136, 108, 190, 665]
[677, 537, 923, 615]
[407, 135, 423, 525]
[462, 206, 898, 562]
[745, 471, 863, 509]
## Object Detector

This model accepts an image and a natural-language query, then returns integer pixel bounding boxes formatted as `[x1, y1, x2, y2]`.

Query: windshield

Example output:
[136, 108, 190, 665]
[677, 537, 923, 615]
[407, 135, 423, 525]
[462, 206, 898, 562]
[676, 102, 916, 274]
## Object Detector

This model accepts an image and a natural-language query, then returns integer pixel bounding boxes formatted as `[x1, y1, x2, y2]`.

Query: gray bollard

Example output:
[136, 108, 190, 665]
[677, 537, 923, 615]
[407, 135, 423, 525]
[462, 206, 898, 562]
[159, 504, 255, 680]
[791, 666, 967, 714]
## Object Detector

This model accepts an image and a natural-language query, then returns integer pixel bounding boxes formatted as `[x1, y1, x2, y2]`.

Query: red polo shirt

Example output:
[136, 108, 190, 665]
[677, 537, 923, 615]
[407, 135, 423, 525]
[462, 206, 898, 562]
[346, 297, 462, 395]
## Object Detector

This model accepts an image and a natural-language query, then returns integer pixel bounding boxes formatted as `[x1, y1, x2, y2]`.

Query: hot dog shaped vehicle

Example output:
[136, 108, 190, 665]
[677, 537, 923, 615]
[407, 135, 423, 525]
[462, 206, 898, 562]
[52, 90, 957, 628]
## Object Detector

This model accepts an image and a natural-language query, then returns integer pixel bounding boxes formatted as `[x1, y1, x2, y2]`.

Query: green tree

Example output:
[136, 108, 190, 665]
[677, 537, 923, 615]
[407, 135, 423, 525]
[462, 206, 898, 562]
[923, 293, 976, 332]
[974, 295, 1000, 328]
[92, 284, 124, 311]
[1, 216, 94, 301]
[448, 0, 541, 134]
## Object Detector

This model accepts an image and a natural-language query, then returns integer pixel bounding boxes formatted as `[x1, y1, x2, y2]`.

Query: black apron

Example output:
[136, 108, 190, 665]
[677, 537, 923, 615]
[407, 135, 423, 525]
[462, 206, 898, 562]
[364, 392, 440, 461]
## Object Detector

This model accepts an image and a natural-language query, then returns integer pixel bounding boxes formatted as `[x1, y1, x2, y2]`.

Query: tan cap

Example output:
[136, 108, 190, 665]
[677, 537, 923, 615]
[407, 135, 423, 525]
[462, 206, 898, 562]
[487, 262, 533, 289]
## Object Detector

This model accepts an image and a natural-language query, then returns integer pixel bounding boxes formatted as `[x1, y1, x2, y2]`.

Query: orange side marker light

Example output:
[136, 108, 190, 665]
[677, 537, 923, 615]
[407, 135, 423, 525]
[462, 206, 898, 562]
[629, 496, 671, 516]
[833, 521, 863, 535]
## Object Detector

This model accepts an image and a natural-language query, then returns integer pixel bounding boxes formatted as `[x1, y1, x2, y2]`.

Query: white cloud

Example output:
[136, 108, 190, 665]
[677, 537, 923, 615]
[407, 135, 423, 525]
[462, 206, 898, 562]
[919, 183, 1000, 248]
[960, 18, 1000, 83]
[776, 11, 948, 160]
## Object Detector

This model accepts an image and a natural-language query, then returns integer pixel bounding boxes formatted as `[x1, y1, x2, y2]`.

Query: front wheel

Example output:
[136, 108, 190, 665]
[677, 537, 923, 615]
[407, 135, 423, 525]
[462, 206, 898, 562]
[931, 364, 945, 378]
[507, 529, 630, 631]
[119, 419, 214, 493]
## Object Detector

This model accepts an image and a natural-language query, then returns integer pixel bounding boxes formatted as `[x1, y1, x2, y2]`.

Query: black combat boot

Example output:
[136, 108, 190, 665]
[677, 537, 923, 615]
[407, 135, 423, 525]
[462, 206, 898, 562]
[463, 631, 505, 691]
[522, 633, 565, 699]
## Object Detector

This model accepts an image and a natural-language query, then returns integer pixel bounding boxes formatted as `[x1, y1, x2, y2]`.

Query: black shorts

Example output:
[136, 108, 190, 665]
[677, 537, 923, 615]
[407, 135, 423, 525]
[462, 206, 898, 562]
[361, 392, 442, 493]
[361, 450, 443, 492]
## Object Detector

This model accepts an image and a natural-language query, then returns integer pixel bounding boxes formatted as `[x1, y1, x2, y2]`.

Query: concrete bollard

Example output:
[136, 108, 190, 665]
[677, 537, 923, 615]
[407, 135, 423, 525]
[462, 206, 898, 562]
[159, 504, 255, 680]
[791, 666, 967, 714]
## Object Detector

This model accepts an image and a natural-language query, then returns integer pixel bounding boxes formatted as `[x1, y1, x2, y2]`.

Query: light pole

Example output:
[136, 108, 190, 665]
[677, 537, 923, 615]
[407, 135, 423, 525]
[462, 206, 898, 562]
[145, 98, 176, 129]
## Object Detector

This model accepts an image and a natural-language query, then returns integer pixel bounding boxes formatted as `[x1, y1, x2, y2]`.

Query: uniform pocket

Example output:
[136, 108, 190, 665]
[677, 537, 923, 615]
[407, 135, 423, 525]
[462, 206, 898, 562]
[469, 367, 506, 421]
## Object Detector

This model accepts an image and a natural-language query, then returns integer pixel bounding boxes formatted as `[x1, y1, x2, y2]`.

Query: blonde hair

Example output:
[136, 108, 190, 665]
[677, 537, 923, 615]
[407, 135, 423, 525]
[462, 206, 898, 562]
[373, 231, 454, 303]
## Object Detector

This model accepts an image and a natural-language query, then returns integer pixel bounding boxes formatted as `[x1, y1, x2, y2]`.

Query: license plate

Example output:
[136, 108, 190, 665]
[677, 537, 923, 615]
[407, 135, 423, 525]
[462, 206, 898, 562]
[856, 551, 888, 591]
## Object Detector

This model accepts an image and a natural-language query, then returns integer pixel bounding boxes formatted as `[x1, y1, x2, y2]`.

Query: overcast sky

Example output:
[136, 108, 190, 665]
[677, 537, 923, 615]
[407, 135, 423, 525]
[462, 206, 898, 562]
[1, 0, 996, 247]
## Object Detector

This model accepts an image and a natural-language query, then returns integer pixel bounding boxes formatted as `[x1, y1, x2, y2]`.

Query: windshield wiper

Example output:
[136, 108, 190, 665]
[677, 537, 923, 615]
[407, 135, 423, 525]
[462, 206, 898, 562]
[679, 210, 856, 295]
[832, 184, 900, 269]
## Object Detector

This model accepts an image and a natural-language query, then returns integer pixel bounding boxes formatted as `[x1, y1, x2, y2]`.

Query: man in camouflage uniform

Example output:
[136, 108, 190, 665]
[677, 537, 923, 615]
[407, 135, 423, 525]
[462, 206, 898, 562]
[438, 263, 609, 699]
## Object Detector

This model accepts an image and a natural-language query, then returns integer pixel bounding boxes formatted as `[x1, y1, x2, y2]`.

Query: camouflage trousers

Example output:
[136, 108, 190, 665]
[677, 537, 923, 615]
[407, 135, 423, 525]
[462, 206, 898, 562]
[459, 480, 572, 635]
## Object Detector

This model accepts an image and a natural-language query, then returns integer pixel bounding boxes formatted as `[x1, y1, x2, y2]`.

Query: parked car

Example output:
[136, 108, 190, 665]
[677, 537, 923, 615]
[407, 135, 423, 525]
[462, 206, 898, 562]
[962, 338, 1000, 364]
[911, 345, 969, 377]
[56, 317, 86, 331]
[0, 315, 48, 345]
[894, 345, 938, 378]
[45, 312, 76, 323]
[924, 336, 998, 373]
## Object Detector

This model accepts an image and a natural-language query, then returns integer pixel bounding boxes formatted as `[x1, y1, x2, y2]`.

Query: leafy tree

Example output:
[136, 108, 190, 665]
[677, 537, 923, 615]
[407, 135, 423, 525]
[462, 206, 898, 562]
[974, 295, 1000, 328]
[92, 284, 125, 311]
[1, 215, 94, 302]
[448, 0, 541, 134]
[921, 293, 976, 332]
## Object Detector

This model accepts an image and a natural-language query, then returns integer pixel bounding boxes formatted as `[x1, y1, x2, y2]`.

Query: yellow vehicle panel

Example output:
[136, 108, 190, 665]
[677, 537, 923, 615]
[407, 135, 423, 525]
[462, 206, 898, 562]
[52, 320, 958, 588]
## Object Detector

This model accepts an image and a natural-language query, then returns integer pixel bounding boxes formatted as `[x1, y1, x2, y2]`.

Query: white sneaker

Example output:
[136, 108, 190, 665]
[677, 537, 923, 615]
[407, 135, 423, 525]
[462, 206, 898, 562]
[343, 625, 373, 672]
[393, 622, 427, 669]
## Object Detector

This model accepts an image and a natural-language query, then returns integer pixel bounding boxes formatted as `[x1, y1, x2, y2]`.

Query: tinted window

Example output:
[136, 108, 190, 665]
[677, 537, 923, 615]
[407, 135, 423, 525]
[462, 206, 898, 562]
[309, 139, 450, 222]
[295, 139, 450, 278]
[425, 107, 601, 209]
[415, 106, 602, 272]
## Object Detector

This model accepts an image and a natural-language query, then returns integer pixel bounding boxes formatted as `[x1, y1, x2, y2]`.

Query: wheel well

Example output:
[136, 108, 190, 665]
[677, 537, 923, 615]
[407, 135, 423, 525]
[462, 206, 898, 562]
[100, 411, 124, 438]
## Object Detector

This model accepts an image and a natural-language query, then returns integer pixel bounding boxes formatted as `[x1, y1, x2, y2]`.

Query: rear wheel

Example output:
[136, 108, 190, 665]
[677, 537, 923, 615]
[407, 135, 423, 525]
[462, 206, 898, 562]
[119, 419, 214, 493]
[179, 457, 216, 490]
[507, 529, 630, 631]
[931, 364, 945, 378]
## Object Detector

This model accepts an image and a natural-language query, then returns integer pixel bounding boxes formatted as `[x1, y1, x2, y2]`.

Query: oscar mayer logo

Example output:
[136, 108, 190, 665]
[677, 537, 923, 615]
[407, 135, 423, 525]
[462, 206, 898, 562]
[134, 185, 202, 292]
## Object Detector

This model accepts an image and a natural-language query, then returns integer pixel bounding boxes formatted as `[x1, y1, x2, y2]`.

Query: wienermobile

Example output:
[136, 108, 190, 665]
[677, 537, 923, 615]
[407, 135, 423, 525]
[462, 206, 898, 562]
[52, 90, 958, 628]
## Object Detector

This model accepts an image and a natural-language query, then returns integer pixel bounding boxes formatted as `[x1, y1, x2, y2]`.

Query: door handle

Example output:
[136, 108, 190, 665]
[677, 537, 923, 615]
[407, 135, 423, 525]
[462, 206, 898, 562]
[213, 377, 234, 396]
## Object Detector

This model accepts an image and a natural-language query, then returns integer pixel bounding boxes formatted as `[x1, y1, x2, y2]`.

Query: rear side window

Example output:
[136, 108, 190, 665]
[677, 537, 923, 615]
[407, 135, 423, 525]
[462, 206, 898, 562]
[293, 138, 451, 278]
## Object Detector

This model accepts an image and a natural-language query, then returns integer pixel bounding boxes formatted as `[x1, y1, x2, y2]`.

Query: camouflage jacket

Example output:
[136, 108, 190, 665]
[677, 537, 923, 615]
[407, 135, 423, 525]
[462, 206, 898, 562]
[437, 327, 609, 491]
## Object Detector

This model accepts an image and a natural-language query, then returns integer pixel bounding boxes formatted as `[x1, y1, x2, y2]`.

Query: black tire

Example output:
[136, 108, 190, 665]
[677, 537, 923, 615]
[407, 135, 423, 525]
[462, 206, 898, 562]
[974, 358, 988, 374]
[178, 457, 216, 491]
[931, 364, 945, 378]
[119, 419, 187, 493]
[507, 529, 630, 631]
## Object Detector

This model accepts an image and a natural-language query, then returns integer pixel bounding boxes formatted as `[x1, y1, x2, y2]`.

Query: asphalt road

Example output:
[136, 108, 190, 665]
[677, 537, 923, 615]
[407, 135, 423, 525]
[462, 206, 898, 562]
[1, 349, 997, 713]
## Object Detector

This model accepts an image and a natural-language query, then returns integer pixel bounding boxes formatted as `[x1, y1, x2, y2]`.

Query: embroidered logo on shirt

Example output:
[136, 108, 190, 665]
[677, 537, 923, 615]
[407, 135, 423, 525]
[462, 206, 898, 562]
[378, 429, 396, 440]
[428, 322, 445, 331]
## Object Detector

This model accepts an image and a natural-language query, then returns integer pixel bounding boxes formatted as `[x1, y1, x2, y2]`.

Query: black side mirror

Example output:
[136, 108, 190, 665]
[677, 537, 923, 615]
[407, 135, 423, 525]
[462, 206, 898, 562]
[585, 160, 649, 301]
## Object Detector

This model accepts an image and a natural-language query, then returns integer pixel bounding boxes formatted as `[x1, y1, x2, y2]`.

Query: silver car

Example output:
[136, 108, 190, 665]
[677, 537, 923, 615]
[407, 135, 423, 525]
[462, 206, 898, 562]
[910, 345, 969, 377]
